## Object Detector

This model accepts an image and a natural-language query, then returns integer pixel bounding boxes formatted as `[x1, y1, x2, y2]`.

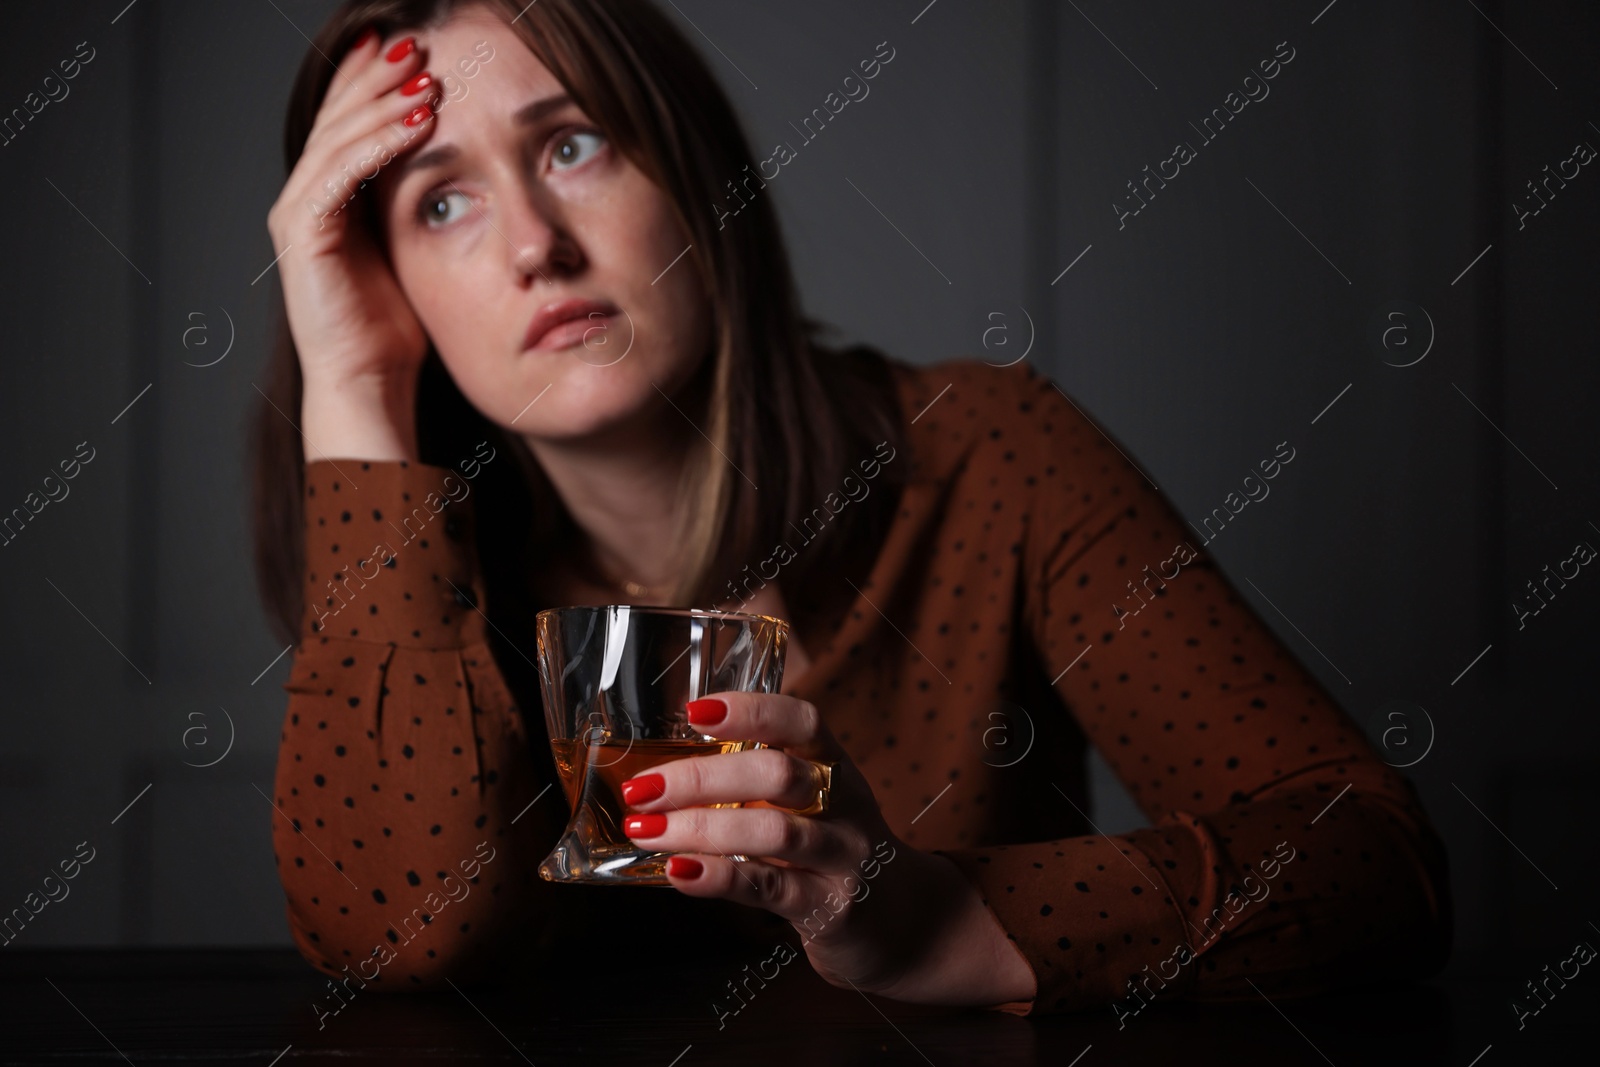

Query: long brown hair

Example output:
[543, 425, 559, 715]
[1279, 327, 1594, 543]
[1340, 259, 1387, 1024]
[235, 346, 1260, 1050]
[251, 0, 905, 647]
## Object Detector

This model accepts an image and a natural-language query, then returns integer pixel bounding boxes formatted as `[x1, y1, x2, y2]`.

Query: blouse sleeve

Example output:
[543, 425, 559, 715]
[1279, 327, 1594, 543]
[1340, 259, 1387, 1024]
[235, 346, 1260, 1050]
[929, 364, 1452, 1018]
[269, 458, 571, 991]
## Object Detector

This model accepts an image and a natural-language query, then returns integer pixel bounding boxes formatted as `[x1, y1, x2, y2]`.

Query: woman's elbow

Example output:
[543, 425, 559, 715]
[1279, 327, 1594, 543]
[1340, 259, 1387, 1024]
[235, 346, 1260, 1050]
[1334, 785, 1455, 981]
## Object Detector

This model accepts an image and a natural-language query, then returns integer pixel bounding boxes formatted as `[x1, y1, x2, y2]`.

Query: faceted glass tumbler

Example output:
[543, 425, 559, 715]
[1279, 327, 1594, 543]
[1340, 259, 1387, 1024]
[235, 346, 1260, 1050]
[535, 605, 788, 886]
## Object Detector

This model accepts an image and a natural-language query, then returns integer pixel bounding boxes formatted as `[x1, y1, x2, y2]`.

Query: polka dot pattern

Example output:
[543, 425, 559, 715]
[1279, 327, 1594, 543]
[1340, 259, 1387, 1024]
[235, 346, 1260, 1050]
[907, 361, 1450, 1015]
[269, 360, 1451, 1014]
[270, 460, 570, 989]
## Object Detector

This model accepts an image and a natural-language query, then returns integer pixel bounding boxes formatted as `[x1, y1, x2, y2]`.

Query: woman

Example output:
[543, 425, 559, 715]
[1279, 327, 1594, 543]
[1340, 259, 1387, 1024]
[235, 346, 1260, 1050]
[254, 0, 1451, 1018]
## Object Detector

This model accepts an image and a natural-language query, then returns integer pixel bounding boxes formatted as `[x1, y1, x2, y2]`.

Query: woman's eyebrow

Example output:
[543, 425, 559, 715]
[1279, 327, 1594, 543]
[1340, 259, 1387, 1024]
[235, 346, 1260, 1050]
[395, 144, 460, 183]
[514, 93, 573, 125]
[392, 94, 576, 183]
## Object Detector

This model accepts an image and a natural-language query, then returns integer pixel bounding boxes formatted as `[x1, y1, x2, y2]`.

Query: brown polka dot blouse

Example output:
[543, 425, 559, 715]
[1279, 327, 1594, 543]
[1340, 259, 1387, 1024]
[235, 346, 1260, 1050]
[271, 357, 1451, 1017]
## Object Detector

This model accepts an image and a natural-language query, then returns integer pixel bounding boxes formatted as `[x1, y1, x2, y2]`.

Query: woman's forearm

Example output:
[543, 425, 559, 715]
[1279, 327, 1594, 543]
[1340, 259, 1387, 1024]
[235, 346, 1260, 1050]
[272, 459, 564, 987]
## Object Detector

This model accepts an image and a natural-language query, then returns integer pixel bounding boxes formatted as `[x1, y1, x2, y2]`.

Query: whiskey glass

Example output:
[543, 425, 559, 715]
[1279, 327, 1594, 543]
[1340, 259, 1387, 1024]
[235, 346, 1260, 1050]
[535, 605, 788, 886]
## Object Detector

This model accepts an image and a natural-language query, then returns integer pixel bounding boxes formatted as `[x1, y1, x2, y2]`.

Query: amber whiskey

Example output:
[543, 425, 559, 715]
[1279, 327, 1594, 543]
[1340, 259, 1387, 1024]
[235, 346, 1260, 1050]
[548, 737, 755, 882]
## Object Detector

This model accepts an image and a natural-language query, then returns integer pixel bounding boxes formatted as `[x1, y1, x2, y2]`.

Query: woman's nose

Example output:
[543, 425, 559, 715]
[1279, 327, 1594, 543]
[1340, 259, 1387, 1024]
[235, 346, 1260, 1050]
[501, 188, 581, 283]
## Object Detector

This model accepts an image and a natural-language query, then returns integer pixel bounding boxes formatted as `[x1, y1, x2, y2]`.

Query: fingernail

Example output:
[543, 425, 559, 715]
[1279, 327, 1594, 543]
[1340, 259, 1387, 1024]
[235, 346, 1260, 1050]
[400, 71, 433, 95]
[620, 773, 666, 806]
[686, 697, 727, 728]
[386, 36, 416, 63]
[403, 104, 432, 127]
[667, 856, 703, 879]
[624, 813, 668, 838]
[352, 27, 378, 51]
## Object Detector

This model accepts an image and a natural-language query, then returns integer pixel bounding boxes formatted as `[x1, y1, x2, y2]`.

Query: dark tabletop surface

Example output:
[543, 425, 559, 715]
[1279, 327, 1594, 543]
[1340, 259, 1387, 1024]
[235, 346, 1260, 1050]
[0, 949, 1585, 1065]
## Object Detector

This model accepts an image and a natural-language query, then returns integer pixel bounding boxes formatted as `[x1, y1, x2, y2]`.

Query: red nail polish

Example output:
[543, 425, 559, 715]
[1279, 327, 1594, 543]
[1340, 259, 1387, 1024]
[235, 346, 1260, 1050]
[620, 773, 665, 806]
[624, 813, 668, 838]
[403, 104, 432, 127]
[400, 71, 433, 96]
[386, 36, 416, 63]
[667, 856, 703, 879]
[352, 27, 378, 51]
[686, 697, 727, 727]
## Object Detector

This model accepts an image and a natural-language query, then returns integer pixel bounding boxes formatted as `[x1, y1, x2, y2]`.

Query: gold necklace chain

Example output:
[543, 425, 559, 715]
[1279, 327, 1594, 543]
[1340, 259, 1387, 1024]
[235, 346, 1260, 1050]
[573, 537, 657, 600]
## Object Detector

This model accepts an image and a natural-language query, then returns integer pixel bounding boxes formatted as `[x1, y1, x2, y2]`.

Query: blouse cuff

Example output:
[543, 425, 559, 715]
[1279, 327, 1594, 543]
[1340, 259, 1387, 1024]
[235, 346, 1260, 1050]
[932, 828, 1197, 1016]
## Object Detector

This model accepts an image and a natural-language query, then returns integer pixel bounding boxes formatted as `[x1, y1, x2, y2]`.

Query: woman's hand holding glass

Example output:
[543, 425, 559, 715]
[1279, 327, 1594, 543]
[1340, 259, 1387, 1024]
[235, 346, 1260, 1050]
[618, 691, 1037, 1008]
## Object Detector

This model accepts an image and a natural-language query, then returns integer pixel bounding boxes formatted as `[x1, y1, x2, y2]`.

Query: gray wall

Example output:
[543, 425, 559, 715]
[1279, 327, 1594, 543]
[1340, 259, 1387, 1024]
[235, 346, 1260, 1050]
[1, 0, 1594, 979]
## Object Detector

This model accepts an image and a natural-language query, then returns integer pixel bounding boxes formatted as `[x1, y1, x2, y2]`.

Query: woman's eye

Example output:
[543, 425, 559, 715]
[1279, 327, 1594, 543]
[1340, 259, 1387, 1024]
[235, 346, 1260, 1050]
[551, 130, 604, 171]
[420, 190, 471, 227]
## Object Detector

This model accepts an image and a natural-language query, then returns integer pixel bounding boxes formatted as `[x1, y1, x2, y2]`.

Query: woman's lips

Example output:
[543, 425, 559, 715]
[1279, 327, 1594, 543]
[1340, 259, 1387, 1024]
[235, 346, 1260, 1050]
[523, 299, 618, 352]
[529, 313, 615, 352]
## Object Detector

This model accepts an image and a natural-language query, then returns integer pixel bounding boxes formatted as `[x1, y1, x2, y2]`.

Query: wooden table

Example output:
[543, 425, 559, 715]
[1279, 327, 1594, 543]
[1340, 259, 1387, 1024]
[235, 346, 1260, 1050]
[0, 949, 1583, 1064]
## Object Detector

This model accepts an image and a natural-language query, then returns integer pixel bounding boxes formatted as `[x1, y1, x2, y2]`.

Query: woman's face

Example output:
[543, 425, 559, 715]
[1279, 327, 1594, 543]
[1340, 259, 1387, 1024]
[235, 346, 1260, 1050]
[373, 6, 711, 444]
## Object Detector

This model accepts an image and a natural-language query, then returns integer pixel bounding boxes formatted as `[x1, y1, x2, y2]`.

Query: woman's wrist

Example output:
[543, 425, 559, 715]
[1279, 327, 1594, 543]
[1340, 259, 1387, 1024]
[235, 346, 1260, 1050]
[300, 369, 420, 463]
[872, 850, 1037, 1008]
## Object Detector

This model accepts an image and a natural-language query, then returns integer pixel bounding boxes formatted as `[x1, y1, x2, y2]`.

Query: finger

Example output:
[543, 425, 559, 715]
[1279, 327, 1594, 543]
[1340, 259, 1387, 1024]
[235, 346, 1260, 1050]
[317, 26, 383, 115]
[285, 83, 440, 229]
[686, 692, 834, 754]
[619, 748, 828, 813]
[665, 854, 831, 927]
[311, 37, 429, 160]
[622, 805, 857, 868]
[319, 31, 424, 128]
[306, 76, 441, 172]
[308, 61, 438, 163]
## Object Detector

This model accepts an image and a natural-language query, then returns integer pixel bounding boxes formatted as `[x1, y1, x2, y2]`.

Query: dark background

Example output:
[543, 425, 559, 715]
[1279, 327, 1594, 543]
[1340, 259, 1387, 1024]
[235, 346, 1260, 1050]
[0, 0, 1594, 1009]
